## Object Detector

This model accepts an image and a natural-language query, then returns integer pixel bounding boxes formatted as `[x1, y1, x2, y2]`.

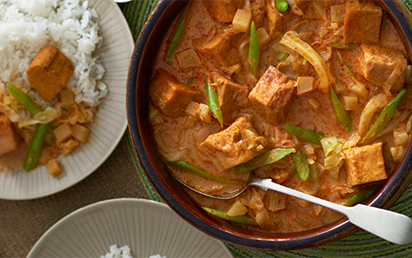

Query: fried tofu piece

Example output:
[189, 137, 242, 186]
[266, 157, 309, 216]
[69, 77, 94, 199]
[0, 115, 18, 157]
[343, 142, 387, 187]
[343, 0, 382, 44]
[266, 1, 283, 39]
[202, 0, 244, 23]
[26, 45, 75, 102]
[199, 117, 267, 171]
[360, 45, 408, 94]
[248, 66, 295, 125]
[149, 69, 203, 117]
[194, 30, 238, 68]
[210, 71, 249, 123]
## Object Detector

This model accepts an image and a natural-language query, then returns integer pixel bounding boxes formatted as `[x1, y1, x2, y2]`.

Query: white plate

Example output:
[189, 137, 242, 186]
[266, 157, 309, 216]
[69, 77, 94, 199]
[0, 0, 133, 200]
[27, 198, 234, 258]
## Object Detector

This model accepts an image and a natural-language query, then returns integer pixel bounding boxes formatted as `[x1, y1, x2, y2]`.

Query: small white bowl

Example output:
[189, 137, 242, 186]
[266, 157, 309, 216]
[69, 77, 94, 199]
[27, 198, 233, 258]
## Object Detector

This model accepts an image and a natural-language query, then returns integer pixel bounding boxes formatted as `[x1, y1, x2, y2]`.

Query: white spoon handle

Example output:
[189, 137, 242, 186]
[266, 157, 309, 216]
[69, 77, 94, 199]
[252, 178, 412, 245]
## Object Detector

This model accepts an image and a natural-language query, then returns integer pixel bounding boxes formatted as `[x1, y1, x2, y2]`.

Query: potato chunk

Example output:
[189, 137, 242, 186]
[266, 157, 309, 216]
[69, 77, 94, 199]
[149, 69, 203, 117]
[343, 0, 382, 44]
[175, 48, 201, 69]
[343, 142, 387, 187]
[46, 159, 62, 177]
[248, 66, 295, 125]
[26, 45, 75, 102]
[0, 115, 18, 157]
[232, 9, 252, 32]
[54, 123, 73, 143]
[199, 117, 267, 171]
[72, 124, 90, 144]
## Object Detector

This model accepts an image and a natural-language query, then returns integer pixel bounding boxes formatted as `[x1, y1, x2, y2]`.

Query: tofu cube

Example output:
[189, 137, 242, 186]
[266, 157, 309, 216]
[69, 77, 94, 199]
[202, 0, 240, 23]
[232, 9, 252, 32]
[343, 142, 387, 187]
[194, 31, 233, 68]
[0, 115, 18, 157]
[248, 66, 295, 125]
[175, 48, 201, 69]
[343, 0, 382, 44]
[149, 69, 203, 117]
[360, 45, 407, 94]
[265, 1, 283, 39]
[200, 117, 267, 171]
[26, 45, 75, 102]
[210, 71, 249, 123]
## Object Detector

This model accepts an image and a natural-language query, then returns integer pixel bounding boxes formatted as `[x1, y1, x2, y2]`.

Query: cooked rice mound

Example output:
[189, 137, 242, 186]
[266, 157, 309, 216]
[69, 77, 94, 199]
[0, 0, 106, 107]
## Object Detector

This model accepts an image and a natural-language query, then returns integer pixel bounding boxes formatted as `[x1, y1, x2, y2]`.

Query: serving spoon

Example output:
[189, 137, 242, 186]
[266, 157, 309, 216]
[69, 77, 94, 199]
[173, 174, 412, 245]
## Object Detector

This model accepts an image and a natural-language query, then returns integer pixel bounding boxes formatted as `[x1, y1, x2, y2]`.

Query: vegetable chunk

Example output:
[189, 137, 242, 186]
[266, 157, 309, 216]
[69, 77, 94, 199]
[360, 45, 407, 94]
[175, 48, 201, 69]
[26, 45, 74, 102]
[0, 115, 18, 157]
[248, 66, 295, 125]
[265, 1, 283, 39]
[343, 0, 382, 44]
[202, 0, 243, 23]
[149, 69, 203, 117]
[210, 71, 249, 123]
[199, 117, 268, 171]
[343, 142, 387, 187]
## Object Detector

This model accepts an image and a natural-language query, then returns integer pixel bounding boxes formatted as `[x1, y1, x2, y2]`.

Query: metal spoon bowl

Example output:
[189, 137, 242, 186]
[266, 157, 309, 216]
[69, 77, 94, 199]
[173, 174, 412, 245]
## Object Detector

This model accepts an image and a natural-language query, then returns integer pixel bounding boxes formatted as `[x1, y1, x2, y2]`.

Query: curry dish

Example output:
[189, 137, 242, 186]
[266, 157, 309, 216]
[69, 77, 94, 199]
[149, 0, 412, 232]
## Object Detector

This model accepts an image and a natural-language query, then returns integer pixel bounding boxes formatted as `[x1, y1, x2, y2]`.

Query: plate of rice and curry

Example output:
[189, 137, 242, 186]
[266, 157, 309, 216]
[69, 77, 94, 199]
[0, 0, 134, 200]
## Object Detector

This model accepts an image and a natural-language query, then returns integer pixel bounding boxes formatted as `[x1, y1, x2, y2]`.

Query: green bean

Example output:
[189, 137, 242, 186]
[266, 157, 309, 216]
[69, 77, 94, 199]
[293, 147, 309, 181]
[6, 83, 42, 115]
[202, 207, 258, 225]
[343, 185, 380, 206]
[278, 52, 288, 60]
[23, 123, 49, 172]
[330, 86, 352, 132]
[276, 0, 289, 11]
[205, 76, 223, 127]
[165, 2, 191, 63]
[284, 125, 325, 145]
[248, 21, 259, 78]
[329, 43, 357, 50]
[6, 83, 54, 171]
[363, 89, 407, 144]
[234, 148, 295, 174]
[165, 160, 240, 184]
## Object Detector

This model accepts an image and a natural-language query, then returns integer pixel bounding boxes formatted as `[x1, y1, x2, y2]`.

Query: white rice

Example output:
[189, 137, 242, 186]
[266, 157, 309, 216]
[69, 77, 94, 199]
[0, 0, 107, 107]
[101, 245, 166, 258]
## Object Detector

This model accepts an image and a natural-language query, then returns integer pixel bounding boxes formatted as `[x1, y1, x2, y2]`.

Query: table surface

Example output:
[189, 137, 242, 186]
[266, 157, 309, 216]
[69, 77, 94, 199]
[3, 1, 412, 257]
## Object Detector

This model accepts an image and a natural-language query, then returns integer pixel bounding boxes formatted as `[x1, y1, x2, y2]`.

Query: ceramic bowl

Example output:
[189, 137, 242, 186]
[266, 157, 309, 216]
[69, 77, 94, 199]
[126, 0, 412, 250]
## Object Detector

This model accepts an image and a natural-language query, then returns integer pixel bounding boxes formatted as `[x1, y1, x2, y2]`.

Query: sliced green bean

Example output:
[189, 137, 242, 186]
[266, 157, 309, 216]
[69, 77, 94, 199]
[293, 147, 309, 181]
[165, 1, 191, 63]
[6, 83, 42, 115]
[234, 148, 295, 174]
[23, 123, 49, 172]
[330, 86, 352, 132]
[343, 185, 380, 206]
[165, 160, 240, 184]
[363, 89, 407, 144]
[278, 52, 288, 60]
[248, 21, 259, 78]
[284, 125, 325, 145]
[276, 0, 289, 11]
[205, 76, 223, 127]
[329, 43, 357, 50]
[202, 207, 258, 225]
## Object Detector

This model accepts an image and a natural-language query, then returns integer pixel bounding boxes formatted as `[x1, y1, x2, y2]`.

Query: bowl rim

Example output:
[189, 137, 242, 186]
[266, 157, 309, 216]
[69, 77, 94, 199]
[126, 0, 412, 250]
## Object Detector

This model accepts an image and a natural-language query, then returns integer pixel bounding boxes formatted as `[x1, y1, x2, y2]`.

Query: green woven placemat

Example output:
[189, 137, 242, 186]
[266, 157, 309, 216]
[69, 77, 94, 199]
[122, 1, 412, 257]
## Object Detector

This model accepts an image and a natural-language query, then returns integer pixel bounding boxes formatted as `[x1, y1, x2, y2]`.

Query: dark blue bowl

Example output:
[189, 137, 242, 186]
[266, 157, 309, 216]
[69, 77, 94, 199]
[126, 0, 412, 250]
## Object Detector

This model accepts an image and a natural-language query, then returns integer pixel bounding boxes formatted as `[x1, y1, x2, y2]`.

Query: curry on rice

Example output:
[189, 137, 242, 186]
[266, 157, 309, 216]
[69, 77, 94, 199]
[149, 0, 412, 233]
